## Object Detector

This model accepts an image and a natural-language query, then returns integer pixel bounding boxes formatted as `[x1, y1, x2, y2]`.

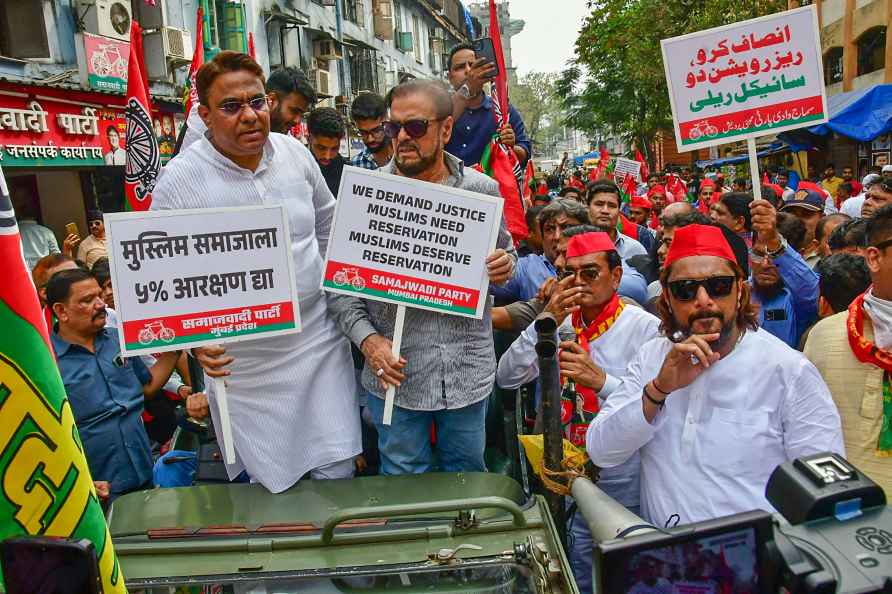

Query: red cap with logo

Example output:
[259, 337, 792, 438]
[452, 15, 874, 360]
[664, 224, 736, 268]
[566, 232, 617, 259]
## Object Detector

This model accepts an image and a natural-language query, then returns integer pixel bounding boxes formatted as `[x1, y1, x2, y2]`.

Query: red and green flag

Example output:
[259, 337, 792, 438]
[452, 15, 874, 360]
[0, 166, 126, 593]
[475, 0, 528, 244]
[124, 20, 160, 211]
[594, 145, 611, 179]
[635, 148, 650, 181]
[183, 6, 205, 116]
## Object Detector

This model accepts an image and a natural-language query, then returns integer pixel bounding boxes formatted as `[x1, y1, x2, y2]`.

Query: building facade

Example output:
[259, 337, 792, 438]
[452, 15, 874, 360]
[0, 0, 472, 248]
[466, 0, 524, 82]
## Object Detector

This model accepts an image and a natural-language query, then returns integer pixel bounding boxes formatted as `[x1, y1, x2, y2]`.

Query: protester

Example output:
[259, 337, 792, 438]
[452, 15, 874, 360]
[696, 178, 718, 213]
[179, 65, 316, 151]
[444, 43, 531, 167]
[749, 199, 819, 348]
[9, 180, 67, 269]
[842, 165, 862, 195]
[517, 205, 545, 257]
[307, 107, 348, 196]
[349, 92, 393, 170]
[151, 51, 361, 493]
[89, 257, 115, 310]
[863, 178, 892, 218]
[32, 253, 78, 308]
[646, 184, 668, 226]
[558, 186, 584, 204]
[815, 253, 871, 317]
[587, 223, 843, 526]
[76, 210, 108, 268]
[816, 213, 851, 258]
[732, 177, 747, 192]
[497, 231, 660, 591]
[821, 163, 844, 197]
[834, 182, 854, 213]
[628, 195, 654, 228]
[48, 269, 181, 499]
[828, 218, 868, 255]
[774, 168, 795, 200]
[779, 189, 825, 267]
[709, 192, 753, 248]
[841, 173, 881, 217]
[805, 205, 892, 497]
[587, 180, 654, 256]
[329, 79, 515, 475]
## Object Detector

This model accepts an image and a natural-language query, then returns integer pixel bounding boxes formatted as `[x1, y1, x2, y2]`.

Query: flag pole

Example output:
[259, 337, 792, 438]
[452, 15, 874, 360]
[382, 305, 406, 426]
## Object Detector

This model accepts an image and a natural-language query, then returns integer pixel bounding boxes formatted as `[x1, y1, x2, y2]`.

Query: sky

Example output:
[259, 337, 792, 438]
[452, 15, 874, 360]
[504, 0, 592, 77]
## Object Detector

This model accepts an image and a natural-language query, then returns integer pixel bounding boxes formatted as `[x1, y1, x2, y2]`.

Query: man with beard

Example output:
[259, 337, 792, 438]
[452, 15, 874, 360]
[628, 195, 654, 228]
[863, 178, 892, 218]
[179, 65, 315, 152]
[329, 79, 515, 475]
[349, 92, 393, 170]
[805, 205, 892, 497]
[779, 189, 826, 267]
[587, 223, 843, 526]
[749, 199, 820, 348]
[307, 107, 347, 196]
[49, 269, 180, 499]
[152, 51, 361, 493]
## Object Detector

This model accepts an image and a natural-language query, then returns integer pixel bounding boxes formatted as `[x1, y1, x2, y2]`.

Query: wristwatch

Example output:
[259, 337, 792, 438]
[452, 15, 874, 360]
[765, 235, 788, 258]
[457, 83, 476, 99]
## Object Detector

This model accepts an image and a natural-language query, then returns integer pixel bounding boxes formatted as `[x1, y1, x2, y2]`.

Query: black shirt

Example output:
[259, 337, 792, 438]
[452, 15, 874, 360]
[317, 154, 346, 198]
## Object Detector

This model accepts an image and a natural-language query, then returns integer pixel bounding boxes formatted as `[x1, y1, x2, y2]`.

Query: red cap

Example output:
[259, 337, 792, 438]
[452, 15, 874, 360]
[566, 232, 617, 259]
[664, 224, 736, 268]
[647, 184, 666, 197]
[700, 178, 716, 190]
[631, 195, 653, 210]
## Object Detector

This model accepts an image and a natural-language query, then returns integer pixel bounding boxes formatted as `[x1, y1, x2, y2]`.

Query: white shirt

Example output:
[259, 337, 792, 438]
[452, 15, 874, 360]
[823, 194, 839, 215]
[18, 219, 59, 270]
[150, 132, 360, 493]
[587, 328, 844, 526]
[841, 193, 866, 218]
[104, 147, 126, 165]
[497, 304, 661, 508]
[615, 233, 648, 260]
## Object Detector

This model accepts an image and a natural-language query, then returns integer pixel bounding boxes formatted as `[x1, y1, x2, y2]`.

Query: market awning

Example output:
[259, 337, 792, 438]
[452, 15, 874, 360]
[778, 84, 892, 150]
[695, 142, 788, 169]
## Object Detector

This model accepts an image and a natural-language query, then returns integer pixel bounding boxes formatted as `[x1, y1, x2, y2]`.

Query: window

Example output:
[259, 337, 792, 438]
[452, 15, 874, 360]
[207, 0, 247, 53]
[823, 47, 843, 84]
[344, 0, 365, 26]
[0, 0, 50, 59]
[347, 46, 380, 94]
[857, 26, 886, 76]
[412, 15, 422, 61]
[393, 1, 403, 42]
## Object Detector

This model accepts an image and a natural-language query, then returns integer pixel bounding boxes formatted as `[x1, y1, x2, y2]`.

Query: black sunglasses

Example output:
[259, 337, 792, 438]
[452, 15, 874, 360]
[668, 275, 736, 301]
[558, 266, 601, 283]
[383, 118, 441, 139]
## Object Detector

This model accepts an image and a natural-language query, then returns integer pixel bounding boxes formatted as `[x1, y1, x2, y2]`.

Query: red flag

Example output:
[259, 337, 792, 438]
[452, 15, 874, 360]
[595, 145, 610, 179]
[248, 32, 256, 60]
[635, 148, 650, 181]
[621, 173, 637, 202]
[523, 159, 534, 202]
[761, 171, 770, 185]
[124, 20, 160, 211]
[478, 0, 527, 243]
[183, 6, 204, 115]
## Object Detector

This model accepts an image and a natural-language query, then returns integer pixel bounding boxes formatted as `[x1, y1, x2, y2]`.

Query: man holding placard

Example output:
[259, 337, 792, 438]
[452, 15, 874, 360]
[329, 79, 516, 475]
[149, 51, 360, 493]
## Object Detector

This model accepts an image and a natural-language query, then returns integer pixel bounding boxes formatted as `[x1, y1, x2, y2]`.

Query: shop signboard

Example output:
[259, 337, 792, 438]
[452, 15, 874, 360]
[661, 6, 828, 151]
[83, 33, 130, 94]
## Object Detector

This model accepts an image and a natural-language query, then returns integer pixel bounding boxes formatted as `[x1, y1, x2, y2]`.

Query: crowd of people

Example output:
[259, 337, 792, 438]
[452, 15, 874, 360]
[14, 42, 892, 591]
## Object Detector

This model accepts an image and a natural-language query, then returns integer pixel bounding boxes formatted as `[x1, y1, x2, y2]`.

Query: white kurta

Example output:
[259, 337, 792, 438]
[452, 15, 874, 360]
[151, 133, 360, 493]
[496, 304, 661, 509]
[587, 328, 844, 526]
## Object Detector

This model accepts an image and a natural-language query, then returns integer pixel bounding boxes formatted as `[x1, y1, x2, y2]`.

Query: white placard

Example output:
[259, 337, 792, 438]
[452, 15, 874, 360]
[612, 157, 642, 182]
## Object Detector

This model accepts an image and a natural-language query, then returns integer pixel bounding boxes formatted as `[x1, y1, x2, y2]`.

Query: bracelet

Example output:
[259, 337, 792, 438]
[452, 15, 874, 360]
[643, 385, 665, 409]
[651, 378, 670, 396]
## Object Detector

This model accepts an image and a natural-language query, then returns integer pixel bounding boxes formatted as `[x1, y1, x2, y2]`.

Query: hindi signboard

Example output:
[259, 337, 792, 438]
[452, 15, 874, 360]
[321, 167, 504, 319]
[661, 5, 827, 151]
[613, 157, 642, 183]
[105, 205, 301, 357]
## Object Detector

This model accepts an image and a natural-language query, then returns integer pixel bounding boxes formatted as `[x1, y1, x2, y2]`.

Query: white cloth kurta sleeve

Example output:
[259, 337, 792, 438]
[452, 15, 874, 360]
[496, 322, 540, 389]
[586, 340, 668, 468]
[781, 356, 845, 459]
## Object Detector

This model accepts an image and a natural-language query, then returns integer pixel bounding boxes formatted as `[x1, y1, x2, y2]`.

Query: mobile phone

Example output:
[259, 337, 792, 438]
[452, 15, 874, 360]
[65, 222, 79, 237]
[473, 37, 500, 78]
[1, 537, 101, 594]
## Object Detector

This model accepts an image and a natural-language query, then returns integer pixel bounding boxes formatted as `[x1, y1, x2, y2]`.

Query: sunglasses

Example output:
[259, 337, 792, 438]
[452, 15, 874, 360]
[667, 275, 736, 301]
[558, 266, 601, 283]
[872, 238, 892, 251]
[217, 95, 269, 116]
[383, 118, 441, 139]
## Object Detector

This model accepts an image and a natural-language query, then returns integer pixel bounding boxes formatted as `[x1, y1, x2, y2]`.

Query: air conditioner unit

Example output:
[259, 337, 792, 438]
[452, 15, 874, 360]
[78, 0, 132, 42]
[314, 39, 343, 61]
[316, 68, 331, 96]
[142, 26, 193, 80]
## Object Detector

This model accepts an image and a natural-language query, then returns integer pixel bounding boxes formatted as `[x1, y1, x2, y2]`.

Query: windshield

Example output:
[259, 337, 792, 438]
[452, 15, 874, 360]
[135, 562, 538, 593]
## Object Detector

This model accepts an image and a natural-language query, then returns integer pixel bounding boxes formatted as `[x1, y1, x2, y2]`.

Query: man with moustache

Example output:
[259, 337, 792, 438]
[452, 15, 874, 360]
[49, 268, 180, 499]
[587, 224, 843, 526]
[151, 52, 361, 493]
[350, 92, 393, 171]
[329, 78, 515, 475]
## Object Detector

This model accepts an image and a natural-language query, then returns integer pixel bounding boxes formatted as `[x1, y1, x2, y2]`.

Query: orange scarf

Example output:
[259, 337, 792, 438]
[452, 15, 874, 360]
[848, 292, 892, 373]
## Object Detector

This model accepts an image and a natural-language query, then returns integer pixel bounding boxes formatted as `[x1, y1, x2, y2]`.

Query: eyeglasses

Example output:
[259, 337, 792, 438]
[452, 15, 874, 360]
[356, 124, 386, 138]
[872, 238, 892, 251]
[558, 266, 601, 283]
[667, 275, 736, 301]
[748, 250, 774, 265]
[217, 95, 269, 116]
[383, 118, 441, 139]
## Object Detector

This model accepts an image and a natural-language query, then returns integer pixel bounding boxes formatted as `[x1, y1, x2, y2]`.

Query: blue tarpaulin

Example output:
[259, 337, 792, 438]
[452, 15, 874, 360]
[574, 150, 601, 166]
[778, 84, 892, 150]
[695, 142, 788, 169]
